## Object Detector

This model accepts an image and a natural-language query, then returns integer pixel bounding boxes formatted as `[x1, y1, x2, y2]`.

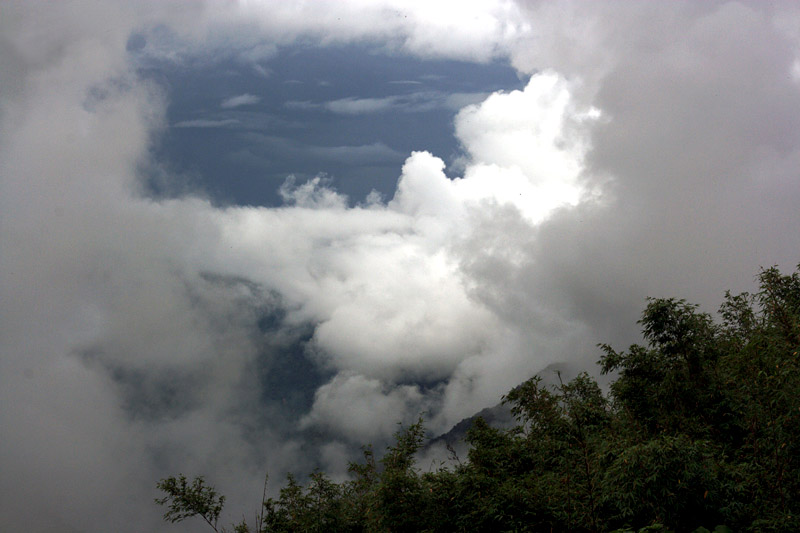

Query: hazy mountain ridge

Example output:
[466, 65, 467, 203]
[424, 362, 580, 460]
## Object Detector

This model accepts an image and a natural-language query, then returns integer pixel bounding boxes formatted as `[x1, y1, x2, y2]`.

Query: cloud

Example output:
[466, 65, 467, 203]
[4, 2, 800, 532]
[300, 373, 428, 443]
[495, 1, 800, 331]
[173, 118, 240, 128]
[443, 92, 492, 110]
[221, 93, 261, 108]
[283, 99, 316, 110]
[228, 0, 526, 63]
[238, 134, 406, 165]
[306, 142, 405, 163]
[287, 91, 491, 115]
[325, 96, 399, 114]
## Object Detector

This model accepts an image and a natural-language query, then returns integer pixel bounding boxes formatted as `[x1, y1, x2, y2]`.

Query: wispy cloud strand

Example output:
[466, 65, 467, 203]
[221, 93, 261, 108]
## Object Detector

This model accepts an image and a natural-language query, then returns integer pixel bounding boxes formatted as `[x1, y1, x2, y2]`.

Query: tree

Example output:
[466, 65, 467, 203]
[156, 264, 800, 533]
[155, 474, 225, 532]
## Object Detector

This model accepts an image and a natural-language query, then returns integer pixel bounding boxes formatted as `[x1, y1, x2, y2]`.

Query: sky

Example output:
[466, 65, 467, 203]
[2, 1, 800, 531]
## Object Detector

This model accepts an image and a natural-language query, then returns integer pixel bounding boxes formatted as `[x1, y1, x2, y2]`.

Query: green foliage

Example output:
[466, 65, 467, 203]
[155, 474, 225, 532]
[261, 471, 349, 532]
[156, 264, 800, 532]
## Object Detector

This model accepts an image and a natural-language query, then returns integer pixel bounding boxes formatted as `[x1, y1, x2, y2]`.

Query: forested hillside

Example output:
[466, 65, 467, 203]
[157, 265, 800, 532]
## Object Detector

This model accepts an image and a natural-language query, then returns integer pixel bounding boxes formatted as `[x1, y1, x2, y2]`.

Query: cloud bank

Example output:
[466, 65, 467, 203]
[2, 1, 800, 532]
